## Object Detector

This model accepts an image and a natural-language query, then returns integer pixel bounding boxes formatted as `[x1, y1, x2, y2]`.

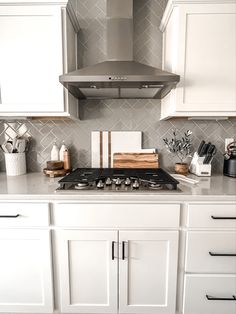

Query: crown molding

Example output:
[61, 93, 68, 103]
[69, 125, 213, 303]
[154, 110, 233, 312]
[66, 0, 80, 32]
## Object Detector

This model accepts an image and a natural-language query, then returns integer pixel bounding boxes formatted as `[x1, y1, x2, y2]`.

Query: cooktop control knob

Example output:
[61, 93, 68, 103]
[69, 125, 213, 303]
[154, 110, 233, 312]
[125, 177, 131, 186]
[105, 177, 112, 186]
[115, 178, 122, 186]
[97, 180, 104, 189]
[132, 180, 139, 189]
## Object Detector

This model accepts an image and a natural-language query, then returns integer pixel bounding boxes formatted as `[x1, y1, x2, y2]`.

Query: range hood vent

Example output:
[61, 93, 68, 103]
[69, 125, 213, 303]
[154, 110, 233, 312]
[59, 0, 180, 100]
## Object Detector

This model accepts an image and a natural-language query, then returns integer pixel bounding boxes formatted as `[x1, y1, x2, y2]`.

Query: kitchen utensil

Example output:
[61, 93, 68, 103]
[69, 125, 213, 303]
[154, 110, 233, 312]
[171, 174, 199, 185]
[197, 140, 205, 156]
[223, 141, 236, 177]
[199, 143, 208, 157]
[1, 143, 10, 153]
[113, 153, 159, 168]
[203, 145, 216, 164]
[16, 139, 26, 153]
[12, 137, 18, 153]
[5, 142, 13, 153]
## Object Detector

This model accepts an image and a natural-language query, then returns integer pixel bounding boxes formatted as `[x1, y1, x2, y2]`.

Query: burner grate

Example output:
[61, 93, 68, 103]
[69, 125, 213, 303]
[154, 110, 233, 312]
[57, 168, 179, 191]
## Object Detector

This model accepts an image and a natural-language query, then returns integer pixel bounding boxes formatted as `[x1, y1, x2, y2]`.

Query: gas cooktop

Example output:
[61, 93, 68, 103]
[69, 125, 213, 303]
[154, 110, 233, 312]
[56, 168, 179, 192]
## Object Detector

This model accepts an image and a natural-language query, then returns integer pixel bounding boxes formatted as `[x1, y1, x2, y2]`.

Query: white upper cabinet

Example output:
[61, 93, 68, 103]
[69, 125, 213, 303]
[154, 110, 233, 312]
[160, 0, 236, 120]
[0, 1, 79, 118]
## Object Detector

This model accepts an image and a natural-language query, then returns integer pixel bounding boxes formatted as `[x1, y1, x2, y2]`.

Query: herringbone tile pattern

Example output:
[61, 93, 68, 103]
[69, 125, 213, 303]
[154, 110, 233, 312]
[0, 102, 235, 173]
[0, 0, 235, 174]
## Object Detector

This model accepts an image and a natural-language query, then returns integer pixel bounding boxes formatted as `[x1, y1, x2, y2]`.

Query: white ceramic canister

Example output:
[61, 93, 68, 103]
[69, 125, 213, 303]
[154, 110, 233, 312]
[5, 153, 26, 176]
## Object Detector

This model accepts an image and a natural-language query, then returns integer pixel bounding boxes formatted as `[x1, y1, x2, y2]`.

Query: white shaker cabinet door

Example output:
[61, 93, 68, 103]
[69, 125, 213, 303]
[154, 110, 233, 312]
[161, 2, 236, 119]
[119, 231, 179, 314]
[0, 5, 64, 113]
[177, 4, 236, 112]
[57, 230, 118, 313]
[0, 229, 53, 313]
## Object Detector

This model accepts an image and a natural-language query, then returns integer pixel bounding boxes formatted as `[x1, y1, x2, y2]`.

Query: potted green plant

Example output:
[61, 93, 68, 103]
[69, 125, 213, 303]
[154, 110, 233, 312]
[163, 129, 192, 175]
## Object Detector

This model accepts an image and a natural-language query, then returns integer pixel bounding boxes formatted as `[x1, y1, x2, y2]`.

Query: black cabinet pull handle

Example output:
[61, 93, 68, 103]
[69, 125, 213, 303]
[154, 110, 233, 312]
[122, 241, 125, 260]
[0, 214, 20, 218]
[209, 252, 236, 257]
[112, 241, 115, 260]
[211, 215, 236, 220]
[206, 295, 236, 301]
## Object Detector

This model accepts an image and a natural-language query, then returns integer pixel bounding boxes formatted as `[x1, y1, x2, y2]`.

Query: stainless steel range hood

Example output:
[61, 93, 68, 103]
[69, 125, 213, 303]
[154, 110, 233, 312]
[59, 0, 180, 100]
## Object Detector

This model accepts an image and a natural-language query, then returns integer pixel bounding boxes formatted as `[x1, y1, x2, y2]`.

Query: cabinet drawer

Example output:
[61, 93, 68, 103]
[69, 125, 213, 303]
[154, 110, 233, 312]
[53, 203, 180, 228]
[187, 203, 236, 228]
[0, 203, 50, 227]
[185, 231, 236, 273]
[183, 275, 236, 314]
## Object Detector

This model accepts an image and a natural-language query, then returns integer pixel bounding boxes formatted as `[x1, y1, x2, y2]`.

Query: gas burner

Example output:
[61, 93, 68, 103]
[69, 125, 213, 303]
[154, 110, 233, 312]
[74, 182, 90, 189]
[57, 168, 179, 192]
[148, 183, 162, 190]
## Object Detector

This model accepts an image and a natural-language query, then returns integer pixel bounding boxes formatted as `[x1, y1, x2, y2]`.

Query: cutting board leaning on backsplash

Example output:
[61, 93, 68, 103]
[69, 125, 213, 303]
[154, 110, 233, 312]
[113, 153, 159, 168]
[91, 131, 155, 168]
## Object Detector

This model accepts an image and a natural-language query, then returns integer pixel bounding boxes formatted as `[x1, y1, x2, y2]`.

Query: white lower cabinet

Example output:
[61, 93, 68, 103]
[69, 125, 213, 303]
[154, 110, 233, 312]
[56, 230, 179, 314]
[183, 274, 236, 314]
[57, 230, 118, 314]
[119, 231, 179, 314]
[182, 202, 236, 314]
[185, 231, 236, 273]
[0, 229, 53, 313]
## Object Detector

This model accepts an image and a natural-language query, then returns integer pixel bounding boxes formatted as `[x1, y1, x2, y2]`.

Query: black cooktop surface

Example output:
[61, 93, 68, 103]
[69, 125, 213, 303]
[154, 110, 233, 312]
[58, 168, 179, 191]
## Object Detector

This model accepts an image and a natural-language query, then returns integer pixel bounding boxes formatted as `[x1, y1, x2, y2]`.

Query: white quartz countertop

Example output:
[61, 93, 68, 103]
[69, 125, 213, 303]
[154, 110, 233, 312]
[0, 172, 235, 202]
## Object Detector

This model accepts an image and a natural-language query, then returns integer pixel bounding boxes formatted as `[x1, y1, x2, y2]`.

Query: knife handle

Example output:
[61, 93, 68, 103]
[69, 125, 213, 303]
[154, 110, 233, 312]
[197, 140, 205, 156]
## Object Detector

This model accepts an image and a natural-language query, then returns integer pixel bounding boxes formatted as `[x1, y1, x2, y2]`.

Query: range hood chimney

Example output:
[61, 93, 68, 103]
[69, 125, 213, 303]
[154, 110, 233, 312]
[59, 0, 180, 100]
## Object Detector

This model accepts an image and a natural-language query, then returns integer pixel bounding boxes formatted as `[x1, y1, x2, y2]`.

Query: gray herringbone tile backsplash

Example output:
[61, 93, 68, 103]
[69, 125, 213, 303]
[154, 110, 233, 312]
[0, 0, 236, 174]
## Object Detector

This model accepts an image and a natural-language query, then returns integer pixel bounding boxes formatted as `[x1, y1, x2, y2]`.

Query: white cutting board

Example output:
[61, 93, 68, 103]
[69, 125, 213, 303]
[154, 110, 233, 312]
[92, 131, 143, 168]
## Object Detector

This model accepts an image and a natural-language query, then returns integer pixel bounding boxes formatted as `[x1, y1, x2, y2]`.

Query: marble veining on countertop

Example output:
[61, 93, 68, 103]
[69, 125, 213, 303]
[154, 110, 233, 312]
[0, 172, 235, 202]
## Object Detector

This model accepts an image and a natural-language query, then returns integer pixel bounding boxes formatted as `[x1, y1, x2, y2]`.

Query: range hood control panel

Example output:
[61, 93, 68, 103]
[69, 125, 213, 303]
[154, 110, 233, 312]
[109, 76, 128, 80]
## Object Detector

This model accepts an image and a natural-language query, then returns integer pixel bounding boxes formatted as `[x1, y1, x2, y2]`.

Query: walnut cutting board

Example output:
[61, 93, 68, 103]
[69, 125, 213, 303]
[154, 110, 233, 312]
[113, 153, 159, 168]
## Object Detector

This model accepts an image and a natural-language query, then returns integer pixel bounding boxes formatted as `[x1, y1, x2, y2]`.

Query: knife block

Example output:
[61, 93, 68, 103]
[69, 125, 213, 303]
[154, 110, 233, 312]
[189, 152, 212, 176]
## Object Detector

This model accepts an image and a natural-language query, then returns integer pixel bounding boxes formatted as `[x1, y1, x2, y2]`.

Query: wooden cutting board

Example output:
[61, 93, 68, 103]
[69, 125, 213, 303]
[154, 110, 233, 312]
[113, 153, 159, 168]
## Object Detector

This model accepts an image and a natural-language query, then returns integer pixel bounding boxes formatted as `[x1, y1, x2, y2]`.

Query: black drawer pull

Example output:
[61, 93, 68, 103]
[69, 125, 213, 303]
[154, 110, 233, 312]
[211, 215, 236, 220]
[112, 241, 115, 260]
[122, 241, 125, 260]
[206, 295, 236, 301]
[209, 252, 236, 257]
[0, 214, 20, 218]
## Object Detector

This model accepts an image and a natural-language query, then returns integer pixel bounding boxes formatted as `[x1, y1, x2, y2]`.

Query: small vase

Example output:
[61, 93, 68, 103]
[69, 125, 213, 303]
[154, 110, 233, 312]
[175, 163, 189, 176]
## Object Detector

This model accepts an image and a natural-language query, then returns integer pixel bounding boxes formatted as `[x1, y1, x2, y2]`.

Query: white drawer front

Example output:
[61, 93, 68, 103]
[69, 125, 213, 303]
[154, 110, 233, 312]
[0, 203, 50, 227]
[53, 203, 180, 228]
[183, 275, 236, 314]
[185, 231, 236, 273]
[187, 203, 236, 228]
